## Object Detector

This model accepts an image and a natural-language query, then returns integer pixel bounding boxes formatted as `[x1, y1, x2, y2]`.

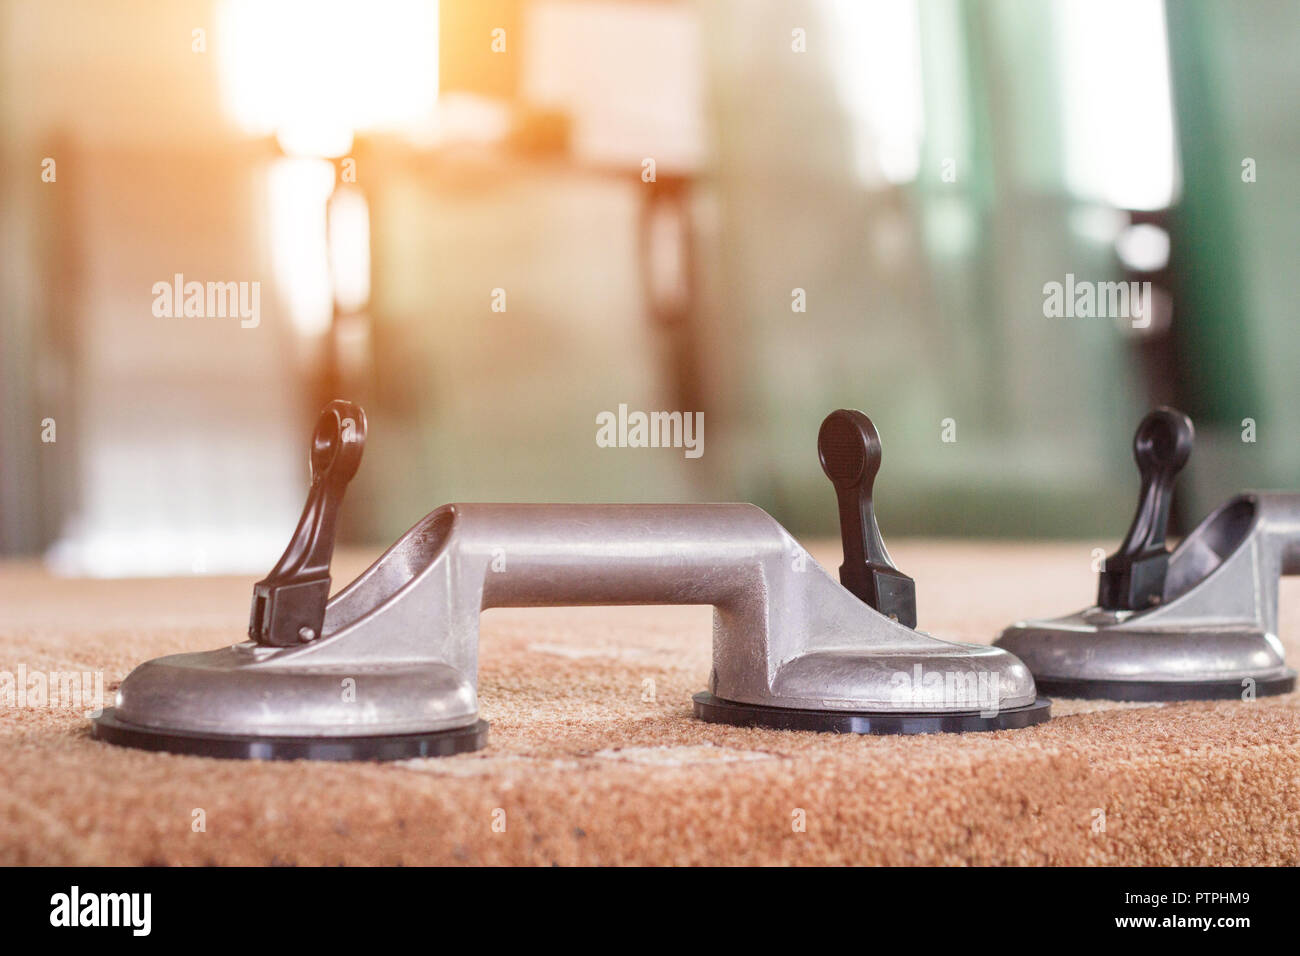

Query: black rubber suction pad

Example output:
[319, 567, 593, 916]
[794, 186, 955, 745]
[1032, 673, 1295, 703]
[692, 692, 1052, 735]
[92, 709, 489, 761]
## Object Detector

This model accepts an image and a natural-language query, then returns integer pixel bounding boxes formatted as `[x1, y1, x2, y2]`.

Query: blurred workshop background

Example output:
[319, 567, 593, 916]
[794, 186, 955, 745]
[1, 0, 1297, 575]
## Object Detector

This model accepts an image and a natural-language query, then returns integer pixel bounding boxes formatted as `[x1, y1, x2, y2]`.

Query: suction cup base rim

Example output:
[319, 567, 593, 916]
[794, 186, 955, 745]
[1032, 670, 1296, 702]
[692, 691, 1051, 735]
[92, 709, 489, 761]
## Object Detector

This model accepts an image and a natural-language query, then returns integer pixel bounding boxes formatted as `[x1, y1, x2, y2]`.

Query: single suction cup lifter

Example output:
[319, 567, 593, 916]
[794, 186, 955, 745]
[94, 400, 489, 761]
[996, 407, 1300, 702]
[94, 402, 1049, 762]
[692, 409, 1051, 733]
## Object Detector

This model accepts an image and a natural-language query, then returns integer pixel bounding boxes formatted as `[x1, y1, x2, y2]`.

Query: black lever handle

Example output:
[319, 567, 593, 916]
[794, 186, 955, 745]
[249, 400, 367, 646]
[818, 409, 916, 628]
[1098, 406, 1194, 611]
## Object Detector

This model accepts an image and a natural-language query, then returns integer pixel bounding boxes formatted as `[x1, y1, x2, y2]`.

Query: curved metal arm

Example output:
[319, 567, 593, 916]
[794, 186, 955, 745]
[1155, 491, 1300, 638]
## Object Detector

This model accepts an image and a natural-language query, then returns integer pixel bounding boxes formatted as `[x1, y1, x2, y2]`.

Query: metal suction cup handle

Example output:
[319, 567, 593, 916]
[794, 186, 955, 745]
[298, 500, 1037, 715]
[249, 400, 367, 647]
[1098, 406, 1194, 611]
[817, 409, 916, 628]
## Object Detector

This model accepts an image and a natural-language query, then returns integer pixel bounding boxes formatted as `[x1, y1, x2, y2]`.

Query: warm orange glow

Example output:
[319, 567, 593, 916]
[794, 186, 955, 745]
[218, 0, 440, 157]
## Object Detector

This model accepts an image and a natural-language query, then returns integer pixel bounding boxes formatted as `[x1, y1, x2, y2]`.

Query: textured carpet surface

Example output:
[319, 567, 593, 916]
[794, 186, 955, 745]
[2, 540, 1299, 866]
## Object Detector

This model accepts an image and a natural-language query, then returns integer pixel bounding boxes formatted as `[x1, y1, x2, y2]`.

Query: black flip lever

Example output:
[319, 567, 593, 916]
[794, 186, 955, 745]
[818, 409, 917, 628]
[249, 400, 367, 646]
[1098, 406, 1194, 611]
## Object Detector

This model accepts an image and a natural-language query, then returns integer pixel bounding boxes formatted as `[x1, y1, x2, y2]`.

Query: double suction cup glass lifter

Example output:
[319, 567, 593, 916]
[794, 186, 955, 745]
[93, 402, 1050, 761]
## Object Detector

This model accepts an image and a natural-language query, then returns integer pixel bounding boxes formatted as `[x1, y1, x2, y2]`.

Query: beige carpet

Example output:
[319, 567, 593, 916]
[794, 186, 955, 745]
[2, 540, 1299, 866]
